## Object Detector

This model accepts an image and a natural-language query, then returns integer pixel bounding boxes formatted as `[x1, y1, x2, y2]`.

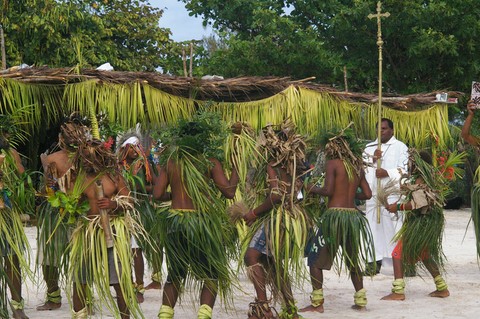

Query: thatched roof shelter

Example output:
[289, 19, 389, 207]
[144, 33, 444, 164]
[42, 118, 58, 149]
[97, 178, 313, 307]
[0, 66, 463, 109]
[0, 67, 462, 169]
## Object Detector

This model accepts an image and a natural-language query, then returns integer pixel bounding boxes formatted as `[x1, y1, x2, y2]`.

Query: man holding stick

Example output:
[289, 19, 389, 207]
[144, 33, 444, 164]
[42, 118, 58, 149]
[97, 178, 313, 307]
[47, 128, 142, 318]
[363, 118, 408, 275]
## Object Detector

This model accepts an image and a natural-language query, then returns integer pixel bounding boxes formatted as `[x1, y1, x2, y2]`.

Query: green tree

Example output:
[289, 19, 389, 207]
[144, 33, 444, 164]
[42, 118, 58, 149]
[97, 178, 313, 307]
[183, 2, 340, 80]
[182, 0, 480, 94]
[1, 0, 172, 71]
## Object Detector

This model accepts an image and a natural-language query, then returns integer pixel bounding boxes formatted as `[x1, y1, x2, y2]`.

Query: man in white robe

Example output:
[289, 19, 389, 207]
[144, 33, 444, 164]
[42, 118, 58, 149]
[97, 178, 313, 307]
[363, 118, 408, 275]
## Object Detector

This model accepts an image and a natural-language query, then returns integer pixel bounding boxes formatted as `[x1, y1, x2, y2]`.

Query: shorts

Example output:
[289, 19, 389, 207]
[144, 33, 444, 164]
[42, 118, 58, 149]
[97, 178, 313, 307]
[306, 226, 330, 268]
[249, 225, 270, 256]
[77, 247, 121, 285]
[392, 240, 429, 262]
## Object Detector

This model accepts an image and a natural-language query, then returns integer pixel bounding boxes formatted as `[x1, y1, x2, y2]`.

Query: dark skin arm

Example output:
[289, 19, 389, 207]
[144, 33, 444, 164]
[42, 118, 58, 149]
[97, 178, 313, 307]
[461, 100, 480, 146]
[356, 170, 372, 200]
[244, 163, 283, 226]
[11, 149, 25, 174]
[152, 165, 169, 201]
[208, 158, 239, 199]
[306, 160, 335, 197]
[373, 148, 390, 178]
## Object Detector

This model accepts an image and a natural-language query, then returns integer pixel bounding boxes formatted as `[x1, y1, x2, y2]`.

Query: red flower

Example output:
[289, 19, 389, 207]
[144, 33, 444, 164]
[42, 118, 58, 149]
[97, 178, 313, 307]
[103, 136, 114, 150]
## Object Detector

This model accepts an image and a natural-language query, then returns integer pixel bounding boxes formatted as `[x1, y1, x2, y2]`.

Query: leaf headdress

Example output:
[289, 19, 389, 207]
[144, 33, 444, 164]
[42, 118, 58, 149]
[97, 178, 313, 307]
[319, 122, 365, 180]
[159, 110, 229, 166]
[258, 118, 308, 177]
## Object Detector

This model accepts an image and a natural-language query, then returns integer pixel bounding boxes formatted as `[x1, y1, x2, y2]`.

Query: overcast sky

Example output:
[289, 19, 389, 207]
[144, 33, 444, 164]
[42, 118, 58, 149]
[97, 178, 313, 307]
[150, 0, 213, 41]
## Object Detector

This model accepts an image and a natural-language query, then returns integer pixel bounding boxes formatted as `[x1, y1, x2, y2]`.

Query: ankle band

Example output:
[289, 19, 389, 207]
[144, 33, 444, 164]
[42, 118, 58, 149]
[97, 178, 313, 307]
[311, 288, 324, 307]
[72, 307, 88, 319]
[10, 299, 24, 310]
[197, 304, 213, 319]
[47, 288, 62, 303]
[158, 304, 175, 319]
[392, 278, 406, 294]
[354, 288, 367, 307]
[434, 275, 448, 291]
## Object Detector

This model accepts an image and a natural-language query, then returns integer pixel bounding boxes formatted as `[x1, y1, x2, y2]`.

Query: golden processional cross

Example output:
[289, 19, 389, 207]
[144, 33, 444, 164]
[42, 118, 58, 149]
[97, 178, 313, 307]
[368, 1, 390, 224]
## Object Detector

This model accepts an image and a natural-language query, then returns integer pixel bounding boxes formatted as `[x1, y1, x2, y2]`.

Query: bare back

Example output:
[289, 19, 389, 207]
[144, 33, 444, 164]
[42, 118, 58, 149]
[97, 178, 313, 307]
[167, 160, 196, 210]
[321, 159, 371, 208]
[153, 157, 238, 210]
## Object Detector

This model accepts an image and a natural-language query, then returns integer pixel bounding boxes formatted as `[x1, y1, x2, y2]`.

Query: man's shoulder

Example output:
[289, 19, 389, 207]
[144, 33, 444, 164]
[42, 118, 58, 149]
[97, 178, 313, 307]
[47, 150, 68, 161]
[389, 136, 408, 147]
[328, 158, 346, 168]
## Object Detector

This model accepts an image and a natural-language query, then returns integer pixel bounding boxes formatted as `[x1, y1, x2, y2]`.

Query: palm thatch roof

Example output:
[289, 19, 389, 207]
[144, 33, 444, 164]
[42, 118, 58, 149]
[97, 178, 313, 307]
[0, 66, 463, 109]
[0, 66, 463, 171]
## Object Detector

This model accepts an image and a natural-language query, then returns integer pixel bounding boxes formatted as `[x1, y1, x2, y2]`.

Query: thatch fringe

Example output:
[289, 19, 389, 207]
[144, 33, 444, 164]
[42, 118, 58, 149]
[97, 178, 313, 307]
[1, 67, 463, 108]
[0, 68, 456, 157]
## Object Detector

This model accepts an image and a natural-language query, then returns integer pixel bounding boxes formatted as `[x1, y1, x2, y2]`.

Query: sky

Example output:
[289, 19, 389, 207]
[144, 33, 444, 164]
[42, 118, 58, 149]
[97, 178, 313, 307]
[150, 0, 213, 42]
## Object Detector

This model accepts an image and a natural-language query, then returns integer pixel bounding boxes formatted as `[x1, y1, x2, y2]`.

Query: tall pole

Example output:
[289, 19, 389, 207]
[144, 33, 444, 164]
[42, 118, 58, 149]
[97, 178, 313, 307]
[368, 2, 390, 224]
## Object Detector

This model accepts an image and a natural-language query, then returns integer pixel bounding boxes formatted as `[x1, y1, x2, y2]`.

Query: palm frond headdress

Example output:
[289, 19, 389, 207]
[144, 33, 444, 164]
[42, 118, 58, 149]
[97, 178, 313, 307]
[259, 118, 308, 176]
[319, 123, 365, 179]
[59, 119, 116, 175]
[406, 149, 447, 209]
[160, 111, 229, 165]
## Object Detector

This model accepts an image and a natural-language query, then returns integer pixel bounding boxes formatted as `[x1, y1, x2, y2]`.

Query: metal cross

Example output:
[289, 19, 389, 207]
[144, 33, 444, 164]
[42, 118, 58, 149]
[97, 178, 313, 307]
[368, 2, 390, 224]
[368, 2, 390, 49]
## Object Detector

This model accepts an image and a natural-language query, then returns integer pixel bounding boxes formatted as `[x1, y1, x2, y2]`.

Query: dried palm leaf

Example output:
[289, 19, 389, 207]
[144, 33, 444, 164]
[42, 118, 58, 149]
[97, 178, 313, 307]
[376, 179, 403, 207]
[227, 201, 250, 224]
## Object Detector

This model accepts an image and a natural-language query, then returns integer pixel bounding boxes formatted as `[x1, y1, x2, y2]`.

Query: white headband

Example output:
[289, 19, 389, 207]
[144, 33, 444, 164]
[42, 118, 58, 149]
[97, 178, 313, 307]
[121, 136, 140, 148]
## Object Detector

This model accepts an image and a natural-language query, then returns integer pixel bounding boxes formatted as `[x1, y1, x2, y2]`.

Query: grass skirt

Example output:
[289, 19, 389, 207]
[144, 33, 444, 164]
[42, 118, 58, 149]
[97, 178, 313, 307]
[36, 200, 70, 274]
[394, 205, 445, 271]
[158, 209, 237, 307]
[133, 195, 163, 279]
[67, 215, 142, 318]
[320, 208, 375, 274]
[0, 205, 30, 317]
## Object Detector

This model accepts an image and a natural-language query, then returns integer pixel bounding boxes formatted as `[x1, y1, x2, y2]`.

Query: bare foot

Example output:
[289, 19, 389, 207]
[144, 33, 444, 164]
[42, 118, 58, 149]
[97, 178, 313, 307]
[381, 293, 406, 301]
[12, 309, 29, 319]
[351, 305, 367, 311]
[429, 289, 450, 298]
[145, 281, 162, 290]
[136, 291, 145, 304]
[36, 301, 61, 311]
[298, 304, 324, 313]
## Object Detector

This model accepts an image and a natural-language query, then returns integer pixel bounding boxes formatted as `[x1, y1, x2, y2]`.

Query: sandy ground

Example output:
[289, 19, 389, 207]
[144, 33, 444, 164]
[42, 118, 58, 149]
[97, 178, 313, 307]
[15, 208, 480, 319]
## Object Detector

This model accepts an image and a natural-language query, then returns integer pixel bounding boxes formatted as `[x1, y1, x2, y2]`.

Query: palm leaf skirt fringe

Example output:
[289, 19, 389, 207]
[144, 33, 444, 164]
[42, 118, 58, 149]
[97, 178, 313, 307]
[157, 210, 238, 309]
[320, 208, 375, 274]
[36, 201, 71, 279]
[67, 215, 143, 318]
[395, 206, 446, 272]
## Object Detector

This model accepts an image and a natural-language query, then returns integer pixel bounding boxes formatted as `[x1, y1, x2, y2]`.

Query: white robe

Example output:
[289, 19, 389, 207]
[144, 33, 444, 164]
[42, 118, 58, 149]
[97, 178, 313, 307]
[363, 136, 409, 263]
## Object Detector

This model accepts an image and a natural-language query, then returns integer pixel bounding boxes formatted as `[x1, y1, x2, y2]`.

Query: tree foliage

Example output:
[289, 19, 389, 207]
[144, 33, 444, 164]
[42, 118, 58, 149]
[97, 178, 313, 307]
[1, 0, 172, 71]
[182, 0, 480, 94]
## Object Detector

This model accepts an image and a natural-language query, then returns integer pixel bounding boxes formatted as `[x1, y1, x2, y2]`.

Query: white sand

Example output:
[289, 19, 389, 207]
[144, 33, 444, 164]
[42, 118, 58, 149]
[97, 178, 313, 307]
[19, 208, 480, 318]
